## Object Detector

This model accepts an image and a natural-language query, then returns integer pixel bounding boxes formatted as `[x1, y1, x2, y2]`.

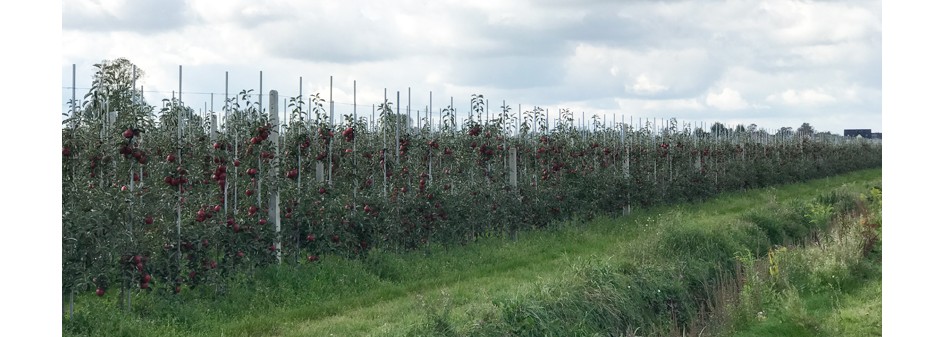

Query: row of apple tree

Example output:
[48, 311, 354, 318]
[62, 91, 881, 303]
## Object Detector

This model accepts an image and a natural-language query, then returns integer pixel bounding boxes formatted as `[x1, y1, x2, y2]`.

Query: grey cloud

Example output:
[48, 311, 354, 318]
[63, 0, 198, 33]
[448, 55, 566, 90]
[258, 8, 425, 64]
[228, 4, 286, 28]
[476, 3, 705, 54]
[272, 32, 399, 64]
[62, 0, 881, 134]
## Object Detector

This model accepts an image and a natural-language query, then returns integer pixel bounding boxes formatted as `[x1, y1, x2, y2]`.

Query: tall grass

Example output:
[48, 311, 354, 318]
[443, 173, 881, 336]
[63, 169, 881, 337]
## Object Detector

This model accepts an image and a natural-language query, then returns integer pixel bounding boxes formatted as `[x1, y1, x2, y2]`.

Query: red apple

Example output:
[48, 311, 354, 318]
[123, 129, 134, 139]
[96, 288, 105, 297]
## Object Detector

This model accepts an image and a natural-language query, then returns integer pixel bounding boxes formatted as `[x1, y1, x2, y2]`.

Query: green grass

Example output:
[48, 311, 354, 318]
[726, 251, 881, 337]
[725, 185, 882, 337]
[63, 168, 882, 337]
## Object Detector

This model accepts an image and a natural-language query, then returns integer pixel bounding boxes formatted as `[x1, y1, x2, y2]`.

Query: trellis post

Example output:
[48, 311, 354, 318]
[268, 90, 282, 263]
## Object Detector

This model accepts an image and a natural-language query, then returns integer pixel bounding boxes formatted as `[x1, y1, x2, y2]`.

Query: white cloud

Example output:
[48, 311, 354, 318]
[565, 44, 718, 100]
[760, 0, 879, 46]
[60, 0, 882, 134]
[706, 88, 749, 110]
[643, 99, 705, 112]
[63, 0, 197, 32]
[629, 75, 668, 95]
[767, 89, 837, 106]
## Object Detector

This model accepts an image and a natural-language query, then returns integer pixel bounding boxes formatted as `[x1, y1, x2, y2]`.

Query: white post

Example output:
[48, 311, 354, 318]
[176, 66, 183, 272]
[71, 64, 76, 119]
[328, 76, 334, 185]
[210, 114, 218, 142]
[353, 80, 358, 188]
[268, 90, 282, 263]
[223, 73, 231, 215]
[259, 71, 263, 112]
[396, 91, 401, 165]
[509, 147, 518, 187]
[408, 87, 412, 133]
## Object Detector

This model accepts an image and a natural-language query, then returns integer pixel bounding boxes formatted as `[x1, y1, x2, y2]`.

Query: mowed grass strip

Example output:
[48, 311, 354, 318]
[63, 168, 881, 337]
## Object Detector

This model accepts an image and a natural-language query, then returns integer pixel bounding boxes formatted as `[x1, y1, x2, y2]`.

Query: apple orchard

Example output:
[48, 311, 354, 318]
[61, 60, 881, 305]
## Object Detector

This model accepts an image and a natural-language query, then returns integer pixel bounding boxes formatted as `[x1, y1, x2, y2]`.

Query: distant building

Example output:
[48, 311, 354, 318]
[844, 129, 872, 138]
[871, 132, 882, 139]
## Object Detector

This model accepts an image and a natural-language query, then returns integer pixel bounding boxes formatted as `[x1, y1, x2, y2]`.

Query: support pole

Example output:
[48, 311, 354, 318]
[268, 90, 282, 263]
[71, 64, 76, 118]
[396, 91, 401, 165]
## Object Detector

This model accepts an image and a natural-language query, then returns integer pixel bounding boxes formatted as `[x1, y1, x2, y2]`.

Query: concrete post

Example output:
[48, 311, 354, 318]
[268, 90, 282, 263]
[509, 147, 518, 187]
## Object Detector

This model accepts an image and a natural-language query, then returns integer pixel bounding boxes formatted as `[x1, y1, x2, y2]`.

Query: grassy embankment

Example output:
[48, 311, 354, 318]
[63, 168, 881, 336]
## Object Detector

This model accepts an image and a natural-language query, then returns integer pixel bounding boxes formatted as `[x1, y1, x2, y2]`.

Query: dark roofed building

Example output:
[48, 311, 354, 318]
[844, 129, 872, 138]
[871, 132, 882, 139]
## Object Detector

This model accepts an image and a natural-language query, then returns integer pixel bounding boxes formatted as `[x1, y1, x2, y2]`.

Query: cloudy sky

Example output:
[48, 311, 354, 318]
[61, 0, 881, 134]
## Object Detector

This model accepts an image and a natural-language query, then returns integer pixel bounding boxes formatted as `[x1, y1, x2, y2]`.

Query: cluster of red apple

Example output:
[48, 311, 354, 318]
[342, 127, 355, 142]
[119, 128, 149, 165]
[249, 124, 272, 145]
[467, 124, 482, 137]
